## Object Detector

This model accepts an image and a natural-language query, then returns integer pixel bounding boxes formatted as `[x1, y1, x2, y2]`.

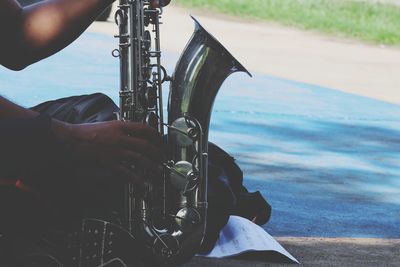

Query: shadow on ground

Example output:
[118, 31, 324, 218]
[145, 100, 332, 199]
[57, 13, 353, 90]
[1, 32, 399, 239]
[182, 238, 400, 267]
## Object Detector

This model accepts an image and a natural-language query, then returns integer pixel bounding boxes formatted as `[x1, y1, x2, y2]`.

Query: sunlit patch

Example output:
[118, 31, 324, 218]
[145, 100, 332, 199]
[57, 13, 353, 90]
[23, 6, 65, 49]
[0, 32, 399, 238]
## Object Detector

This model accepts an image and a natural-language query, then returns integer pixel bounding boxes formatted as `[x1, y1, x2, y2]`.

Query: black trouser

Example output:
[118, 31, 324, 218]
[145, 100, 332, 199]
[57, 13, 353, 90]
[1, 93, 271, 265]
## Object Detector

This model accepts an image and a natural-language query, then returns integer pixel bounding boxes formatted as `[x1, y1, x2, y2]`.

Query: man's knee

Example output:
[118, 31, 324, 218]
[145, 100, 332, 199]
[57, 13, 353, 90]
[32, 93, 118, 123]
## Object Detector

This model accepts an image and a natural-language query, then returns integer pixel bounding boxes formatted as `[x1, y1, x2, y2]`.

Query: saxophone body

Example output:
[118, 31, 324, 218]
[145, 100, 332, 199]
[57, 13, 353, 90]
[114, 1, 251, 265]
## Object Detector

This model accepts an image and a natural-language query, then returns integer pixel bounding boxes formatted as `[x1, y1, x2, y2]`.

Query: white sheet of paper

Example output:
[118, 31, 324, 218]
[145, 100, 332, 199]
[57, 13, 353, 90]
[200, 215, 299, 263]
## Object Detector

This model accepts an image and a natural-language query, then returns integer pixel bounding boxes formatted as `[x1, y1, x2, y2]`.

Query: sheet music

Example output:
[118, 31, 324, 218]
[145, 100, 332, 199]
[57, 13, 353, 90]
[201, 216, 299, 263]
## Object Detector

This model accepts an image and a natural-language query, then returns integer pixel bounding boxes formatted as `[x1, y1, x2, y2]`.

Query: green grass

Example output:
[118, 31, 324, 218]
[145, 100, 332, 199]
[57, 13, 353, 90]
[175, 0, 400, 45]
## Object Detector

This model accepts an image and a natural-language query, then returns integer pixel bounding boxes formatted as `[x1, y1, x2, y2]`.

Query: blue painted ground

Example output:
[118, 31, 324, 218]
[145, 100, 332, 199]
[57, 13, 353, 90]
[1, 32, 399, 238]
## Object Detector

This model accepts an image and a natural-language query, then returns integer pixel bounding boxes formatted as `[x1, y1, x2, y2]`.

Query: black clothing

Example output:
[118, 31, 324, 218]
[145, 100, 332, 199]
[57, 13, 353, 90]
[0, 93, 271, 265]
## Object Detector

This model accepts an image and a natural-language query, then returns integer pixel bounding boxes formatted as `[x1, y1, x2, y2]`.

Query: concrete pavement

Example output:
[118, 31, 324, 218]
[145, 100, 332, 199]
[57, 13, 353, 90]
[1, 4, 399, 266]
[183, 237, 400, 266]
[88, 4, 400, 104]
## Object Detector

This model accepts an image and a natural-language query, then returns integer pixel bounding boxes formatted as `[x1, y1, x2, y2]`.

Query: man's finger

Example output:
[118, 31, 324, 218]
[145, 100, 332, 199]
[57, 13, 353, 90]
[117, 150, 164, 178]
[121, 122, 163, 146]
[116, 149, 159, 171]
[119, 136, 164, 162]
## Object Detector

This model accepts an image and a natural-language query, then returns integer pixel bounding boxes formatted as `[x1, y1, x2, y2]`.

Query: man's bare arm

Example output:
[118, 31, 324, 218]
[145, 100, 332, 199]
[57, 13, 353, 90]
[0, 95, 164, 182]
[0, 0, 114, 70]
[0, 0, 168, 181]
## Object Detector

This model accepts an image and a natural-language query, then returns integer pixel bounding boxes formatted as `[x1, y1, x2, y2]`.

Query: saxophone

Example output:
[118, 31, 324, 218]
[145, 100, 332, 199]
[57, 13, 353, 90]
[68, 1, 250, 266]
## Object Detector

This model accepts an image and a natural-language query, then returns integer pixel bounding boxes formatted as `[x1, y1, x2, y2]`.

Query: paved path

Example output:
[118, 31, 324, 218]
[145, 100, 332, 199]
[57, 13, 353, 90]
[183, 237, 400, 266]
[1, 30, 399, 265]
[89, 4, 400, 104]
[2, 5, 400, 265]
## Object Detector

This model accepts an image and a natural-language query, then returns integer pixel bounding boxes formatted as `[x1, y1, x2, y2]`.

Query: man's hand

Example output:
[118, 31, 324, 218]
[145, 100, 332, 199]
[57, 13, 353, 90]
[0, 0, 115, 70]
[53, 120, 164, 183]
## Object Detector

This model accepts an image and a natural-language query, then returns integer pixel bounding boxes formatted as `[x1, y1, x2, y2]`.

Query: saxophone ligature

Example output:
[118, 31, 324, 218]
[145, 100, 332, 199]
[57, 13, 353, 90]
[112, 0, 251, 266]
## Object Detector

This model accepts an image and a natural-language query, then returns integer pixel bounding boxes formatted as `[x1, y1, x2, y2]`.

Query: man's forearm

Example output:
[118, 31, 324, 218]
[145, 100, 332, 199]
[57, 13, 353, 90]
[0, 96, 70, 142]
[0, 0, 115, 70]
[0, 96, 38, 118]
